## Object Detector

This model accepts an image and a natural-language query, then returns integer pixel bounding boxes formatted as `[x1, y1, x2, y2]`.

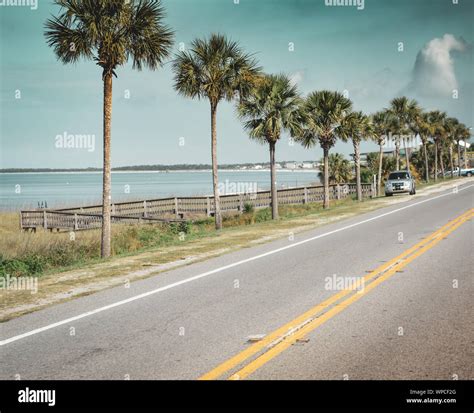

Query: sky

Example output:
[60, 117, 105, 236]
[0, 0, 473, 169]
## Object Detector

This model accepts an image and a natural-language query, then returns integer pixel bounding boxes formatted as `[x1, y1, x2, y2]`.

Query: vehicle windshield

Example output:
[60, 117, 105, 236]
[389, 172, 410, 180]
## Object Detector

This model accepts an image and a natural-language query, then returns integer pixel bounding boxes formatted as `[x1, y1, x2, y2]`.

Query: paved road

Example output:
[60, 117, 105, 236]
[1, 182, 473, 380]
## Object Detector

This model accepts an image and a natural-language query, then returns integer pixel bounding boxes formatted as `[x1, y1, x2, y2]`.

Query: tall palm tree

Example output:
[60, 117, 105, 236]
[454, 125, 463, 174]
[439, 136, 447, 177]
[389, 97, 420, 170]
[405, 101, 421, 170]
[444, 117, 460, 179]
[451, 122, 470, 173]
[458, 123, 472, 174]
[412, 111, 433, 183]
[45, 0, 174, 258]
[372, 110, 395, 195]
[238, 74, 304, 219]
[172, 34, 261, 229]
[427, 110, 447, 181]
[297, 91, 352, 209]
[318, 153, 353, 184]
[341, 111, 373, 201]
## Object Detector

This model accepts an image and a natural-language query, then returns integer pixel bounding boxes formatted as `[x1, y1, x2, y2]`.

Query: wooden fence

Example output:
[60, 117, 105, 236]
[20, 183, 374, 231]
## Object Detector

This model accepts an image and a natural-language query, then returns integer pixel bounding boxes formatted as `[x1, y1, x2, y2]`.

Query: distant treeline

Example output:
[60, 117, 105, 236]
[0, 162, 313, 173]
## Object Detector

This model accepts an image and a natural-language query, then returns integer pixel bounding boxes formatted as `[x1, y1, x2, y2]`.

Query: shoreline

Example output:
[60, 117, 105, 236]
[0, 169, 321, 174]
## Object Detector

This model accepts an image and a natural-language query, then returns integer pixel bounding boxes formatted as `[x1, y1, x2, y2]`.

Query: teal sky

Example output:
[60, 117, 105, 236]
[1, 0, 473, 168]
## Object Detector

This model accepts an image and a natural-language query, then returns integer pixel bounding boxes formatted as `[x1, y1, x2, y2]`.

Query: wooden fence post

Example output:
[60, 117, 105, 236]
[174, 197, 179, 218]
[143, 200, 148, 218]
[336, 185, 341, 200]
[239, 195, 244, 213]
[303, 187, 308, 204]
[74, 213, 78, 231]
[43, 210, 47, 229]
[206, 197, 211, 217]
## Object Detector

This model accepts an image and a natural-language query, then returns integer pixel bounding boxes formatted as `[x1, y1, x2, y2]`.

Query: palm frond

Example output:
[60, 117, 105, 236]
[298, 90, 353, 150]
[44, 0, 174, 76]
[172, 33, 262, 106]
[238, 73, 304, 145]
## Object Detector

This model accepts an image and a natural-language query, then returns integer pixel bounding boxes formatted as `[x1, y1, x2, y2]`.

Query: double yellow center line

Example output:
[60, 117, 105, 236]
[199, 208, 474, 380]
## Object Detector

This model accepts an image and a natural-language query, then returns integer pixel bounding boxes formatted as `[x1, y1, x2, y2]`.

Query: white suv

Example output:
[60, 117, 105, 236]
[385, 171, 416, 196]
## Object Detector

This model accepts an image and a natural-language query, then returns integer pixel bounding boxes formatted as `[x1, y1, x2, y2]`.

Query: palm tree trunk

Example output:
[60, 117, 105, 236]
[434, 140, 438, 182]
[395, 137, 400, 170]
[463, 143, 468, 169]
[457, 140, 462, 176]
[423, 141, 429, 183]
[440, 147, 445, 177]
[269, 141, 278, 219]
[101, 73, 113, 258]
[404, 139, 410, 170]
[377, 143, 383, 196]
[211, 102, 222, 230]
[323, 146, 330, 209]
[354, 140, 362, 201]
[449, 144, 454, 179]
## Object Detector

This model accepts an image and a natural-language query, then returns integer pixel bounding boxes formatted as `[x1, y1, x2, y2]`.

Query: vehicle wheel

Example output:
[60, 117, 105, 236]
[467, 172, 473, 177]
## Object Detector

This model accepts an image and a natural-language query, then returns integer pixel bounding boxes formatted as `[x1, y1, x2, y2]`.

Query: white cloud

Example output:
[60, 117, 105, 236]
[409, 34, 468, 97]
[289, 70, 305, 87]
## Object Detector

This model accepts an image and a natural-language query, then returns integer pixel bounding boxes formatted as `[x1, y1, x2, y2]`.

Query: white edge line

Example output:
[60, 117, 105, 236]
[1, 183, 473, 346]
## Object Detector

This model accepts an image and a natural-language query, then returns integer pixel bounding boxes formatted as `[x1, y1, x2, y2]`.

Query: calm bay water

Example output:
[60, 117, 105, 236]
[0, 170, 320, 211]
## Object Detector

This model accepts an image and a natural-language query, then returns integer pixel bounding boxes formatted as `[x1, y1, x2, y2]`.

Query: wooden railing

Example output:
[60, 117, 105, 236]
[20, 183, 374, 231]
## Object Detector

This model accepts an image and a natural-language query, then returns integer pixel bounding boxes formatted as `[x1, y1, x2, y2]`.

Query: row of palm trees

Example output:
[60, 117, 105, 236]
[44, 0, 471, 258]
[373, 98, 471, 189]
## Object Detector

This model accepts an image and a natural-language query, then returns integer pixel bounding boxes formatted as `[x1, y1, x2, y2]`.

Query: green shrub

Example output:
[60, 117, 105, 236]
[21, 254, 47, 274]
[243, 202, 254, 214]
[0, 254, 47, 278]
[255, 208, 272, 223]
[169, 221, 192, 235]
[0, 259, 30, 277]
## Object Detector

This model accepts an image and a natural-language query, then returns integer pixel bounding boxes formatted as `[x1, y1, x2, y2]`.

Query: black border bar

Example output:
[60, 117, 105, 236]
[1, 380, 472, 411]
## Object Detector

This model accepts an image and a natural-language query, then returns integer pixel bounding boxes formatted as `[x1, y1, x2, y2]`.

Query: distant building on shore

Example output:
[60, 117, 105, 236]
[284, 162, 316, 170]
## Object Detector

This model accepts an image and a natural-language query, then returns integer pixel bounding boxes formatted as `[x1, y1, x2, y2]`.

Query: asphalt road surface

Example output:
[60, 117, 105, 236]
[1, 182, 473, 380]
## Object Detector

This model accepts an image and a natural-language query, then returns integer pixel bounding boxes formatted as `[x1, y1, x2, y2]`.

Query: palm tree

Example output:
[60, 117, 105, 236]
[389, 97, 420, 170]
[405, 101, 421, 170]
[444, 117, 460, 179]
[297, 91, 352, 209]
[45, 0, 174, 258]
[372, 110, 394, 195]
[341, 111, 373, 201]
[451, 122, 470, 174]
[172, 34, 261, 230]
[427, 110, 447, 181]
[318, 153, 352, 184]
[455, 125, 463, 174]
[439, 136, 447, 177]
[460, 125, 471, 171]
[412, 111, 433, 183]
[238, 74, 304, 219]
